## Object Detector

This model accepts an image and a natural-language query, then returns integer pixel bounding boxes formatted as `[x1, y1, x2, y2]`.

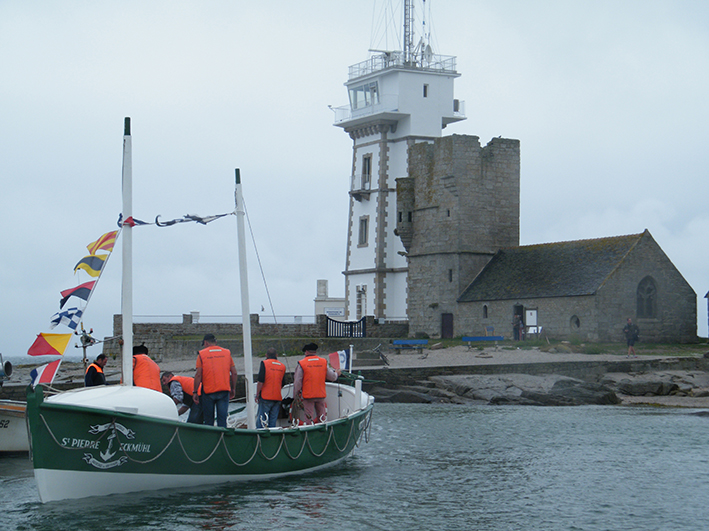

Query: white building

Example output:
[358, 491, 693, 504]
[333, 4, 466, 321]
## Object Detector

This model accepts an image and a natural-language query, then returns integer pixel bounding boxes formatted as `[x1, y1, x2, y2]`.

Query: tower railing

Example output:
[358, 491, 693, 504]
[348, 52, 457, 80]
[332, 95, 465, 126]
[332, 94, 399, 125]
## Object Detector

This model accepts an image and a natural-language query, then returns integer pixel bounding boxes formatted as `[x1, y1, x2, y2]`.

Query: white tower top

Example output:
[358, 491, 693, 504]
[335, 0, 466, 321]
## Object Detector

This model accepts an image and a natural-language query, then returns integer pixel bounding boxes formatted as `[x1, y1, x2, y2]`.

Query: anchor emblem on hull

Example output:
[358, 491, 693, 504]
[83, 422, 135, 470]
[100, 432, 116, 461]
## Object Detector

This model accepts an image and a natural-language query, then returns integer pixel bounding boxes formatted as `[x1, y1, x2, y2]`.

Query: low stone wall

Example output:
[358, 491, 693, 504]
[103, 314, 409, 360]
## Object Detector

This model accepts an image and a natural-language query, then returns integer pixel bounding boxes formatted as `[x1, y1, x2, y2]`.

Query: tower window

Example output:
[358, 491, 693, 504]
[483, 305, 488, 319]
[423, 84, 429, 98]
[361, 155, 372, 190]
[358, 216, 369, 246]
[448, 269, 453, 282]
[407, 211, 413, 222]
[356, 285, 367, 319]
[349, 82, 380, 110]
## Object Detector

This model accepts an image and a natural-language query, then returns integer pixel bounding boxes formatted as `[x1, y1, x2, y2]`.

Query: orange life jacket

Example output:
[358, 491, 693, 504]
[168, 375, 195, 396]
[260, 359, 286, 401]
[86, 362, 104, 375]
[299, 356, 327, 400]
[132, 354, 162, 392]
[197, 346, 235, 394]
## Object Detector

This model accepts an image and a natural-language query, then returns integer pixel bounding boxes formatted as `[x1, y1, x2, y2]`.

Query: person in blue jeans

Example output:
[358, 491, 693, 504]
[256, 348, 286, 428]
[193, 334, 237, 428]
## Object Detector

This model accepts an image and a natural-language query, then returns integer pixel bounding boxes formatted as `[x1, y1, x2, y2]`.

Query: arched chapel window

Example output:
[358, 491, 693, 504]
[637, 276, 657, 318]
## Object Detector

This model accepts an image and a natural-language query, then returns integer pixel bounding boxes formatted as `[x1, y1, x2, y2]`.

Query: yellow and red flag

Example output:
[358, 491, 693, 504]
[27, 333, 72, 356]
[86, 230, 118, 255]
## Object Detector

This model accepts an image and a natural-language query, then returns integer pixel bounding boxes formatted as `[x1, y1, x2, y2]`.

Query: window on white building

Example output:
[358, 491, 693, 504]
[362, 154, 372, 189]
[358, 216, 369, 246]
[356, 285, 367, 319]
[349, 82, 380, 110]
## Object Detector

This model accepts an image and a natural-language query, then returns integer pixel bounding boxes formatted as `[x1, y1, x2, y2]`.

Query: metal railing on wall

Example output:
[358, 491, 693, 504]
[326, 316, 366, 338]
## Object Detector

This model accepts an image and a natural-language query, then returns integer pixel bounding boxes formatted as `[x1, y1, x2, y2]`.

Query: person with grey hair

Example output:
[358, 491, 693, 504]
[255, 347, 286, 428]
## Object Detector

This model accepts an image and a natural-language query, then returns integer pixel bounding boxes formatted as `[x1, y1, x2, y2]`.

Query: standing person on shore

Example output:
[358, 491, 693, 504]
[623, 318, 640, 358]
[256, 347, 286, 428]
[193, 334, 237, 428]
[292, 343, 340, 425]
[132, 345, 162, 392]
[513, 314, 525, 341]
[161, 371, 203, 424]
[85, 354, 108, 387]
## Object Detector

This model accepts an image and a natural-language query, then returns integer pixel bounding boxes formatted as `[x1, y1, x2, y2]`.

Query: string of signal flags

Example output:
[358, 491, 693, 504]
[26, 210, 236, 379]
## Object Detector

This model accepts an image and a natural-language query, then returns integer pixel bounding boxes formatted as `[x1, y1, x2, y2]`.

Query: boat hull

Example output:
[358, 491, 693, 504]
[0, 400, 29, 453]
[26, 384, 373, 502]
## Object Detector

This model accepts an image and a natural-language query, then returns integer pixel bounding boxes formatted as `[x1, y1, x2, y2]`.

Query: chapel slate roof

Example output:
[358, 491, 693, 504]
[458, 232, 646, 302]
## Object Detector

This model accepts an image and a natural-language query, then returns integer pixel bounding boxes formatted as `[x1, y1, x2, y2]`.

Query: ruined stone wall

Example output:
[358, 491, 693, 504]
[403, 134, 520, 337]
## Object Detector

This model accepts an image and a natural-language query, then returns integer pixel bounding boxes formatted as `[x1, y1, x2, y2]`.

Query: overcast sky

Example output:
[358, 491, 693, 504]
[2, 1, 707, 365]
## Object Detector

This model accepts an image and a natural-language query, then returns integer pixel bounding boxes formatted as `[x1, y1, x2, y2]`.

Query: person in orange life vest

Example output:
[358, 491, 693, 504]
[193, 334, 237, 428]
[132, 345, 162, 392]
[292, 343, 340, 424]
[161, 371, 203, 424]
[256, 347, 286, 428]
[85, 354, 108, 387]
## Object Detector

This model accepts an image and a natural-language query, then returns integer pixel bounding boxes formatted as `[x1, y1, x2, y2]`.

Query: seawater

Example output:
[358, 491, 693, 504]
[2, 403, 709, 531]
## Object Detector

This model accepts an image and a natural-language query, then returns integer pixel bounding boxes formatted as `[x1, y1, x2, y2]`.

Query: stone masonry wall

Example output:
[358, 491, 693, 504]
[456, 296, 597, 341]
[103, 313, 409, 361]
[454, 233, 697, 343]
[404, 134, 521, 338]
[595, 232, 696, 343]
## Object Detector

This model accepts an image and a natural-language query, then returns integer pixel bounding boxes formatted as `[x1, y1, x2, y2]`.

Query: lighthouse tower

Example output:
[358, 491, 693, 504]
[333, 1, 465, 320]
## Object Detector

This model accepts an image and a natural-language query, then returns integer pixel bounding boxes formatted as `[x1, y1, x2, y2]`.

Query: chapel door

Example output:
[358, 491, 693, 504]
[441, 313, 454, 339]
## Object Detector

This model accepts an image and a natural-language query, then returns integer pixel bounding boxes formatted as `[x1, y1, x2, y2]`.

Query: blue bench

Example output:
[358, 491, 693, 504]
[462, 335, 504, 350]
[392, 339, 429, 353]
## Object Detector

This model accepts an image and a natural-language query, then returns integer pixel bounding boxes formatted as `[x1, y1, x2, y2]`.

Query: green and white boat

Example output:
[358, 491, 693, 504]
[26, 118, 374, 503]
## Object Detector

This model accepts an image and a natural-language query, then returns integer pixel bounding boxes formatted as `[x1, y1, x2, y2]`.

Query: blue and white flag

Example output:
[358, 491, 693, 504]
[328, 349, 350, 372]
[50, 308, 83, 330]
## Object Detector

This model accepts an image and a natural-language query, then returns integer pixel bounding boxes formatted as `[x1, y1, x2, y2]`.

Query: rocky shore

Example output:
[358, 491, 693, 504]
[3, 344, 709, 408]
[364, 345, 709, 407]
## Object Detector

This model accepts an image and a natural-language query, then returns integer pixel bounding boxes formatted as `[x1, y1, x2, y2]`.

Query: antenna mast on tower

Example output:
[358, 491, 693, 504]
[403, 0, 413, 64]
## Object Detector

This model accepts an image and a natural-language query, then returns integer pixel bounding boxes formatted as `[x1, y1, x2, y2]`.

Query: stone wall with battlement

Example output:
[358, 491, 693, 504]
[400, 134, 520, 337]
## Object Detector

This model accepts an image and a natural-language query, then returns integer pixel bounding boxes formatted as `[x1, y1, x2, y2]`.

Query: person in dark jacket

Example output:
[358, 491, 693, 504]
[85, 354, 108, 387]
[623, 318, 640, 358]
